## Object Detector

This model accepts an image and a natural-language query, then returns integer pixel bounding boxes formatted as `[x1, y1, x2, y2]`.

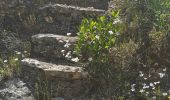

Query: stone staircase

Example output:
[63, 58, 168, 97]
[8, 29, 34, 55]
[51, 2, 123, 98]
[20, 1, 108, 99]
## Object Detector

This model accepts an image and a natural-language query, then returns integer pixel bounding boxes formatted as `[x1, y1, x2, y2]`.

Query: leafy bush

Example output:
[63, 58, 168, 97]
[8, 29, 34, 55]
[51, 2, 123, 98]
[76, 11, 124, 62]
[75, 0, 170, 99]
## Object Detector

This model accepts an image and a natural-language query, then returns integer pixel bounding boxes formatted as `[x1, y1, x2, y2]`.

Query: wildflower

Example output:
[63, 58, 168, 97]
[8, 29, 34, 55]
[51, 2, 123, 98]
[143, 85, 149, 89]
[154, 81, 160, 85]
[71, 57, 79, 62]
[108, 31, 113, 35]
[163, 68, 167, 72]
[67, 56, 72, 59]
[142, 83, 149, 89]
[24, 51, 27, 53]
[158, 73, 165, 78]
[67, 33, 72, 36]
[139, 89, 145, 93]
[88, 57, 93, 61]
[93, 26, 97, 29]
[65, 51, 71, 58]
[162, 92, 168, 96]
[149, 74, 151, 77]
[139, 71, 144, 77]
[61, 50, 65, 53]
[113, 18, 122, 24]
[64, 43, 71, 48]
[95, 35, 100, 40]
[150, 83, 154, 87]
[131, 84, 136, 92]
[146, 92, 149, 96]
[152, 87, 155, 90]
[16, 52, 21, 55]
[4, 60, 8, 63]
[14, 58, 18, 61]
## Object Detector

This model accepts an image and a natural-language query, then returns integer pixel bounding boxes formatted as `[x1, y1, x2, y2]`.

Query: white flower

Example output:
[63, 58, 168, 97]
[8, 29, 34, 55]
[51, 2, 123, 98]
[16, 52, 21, 55]
[143, 85, 149, 89]
[158, 73, 165, 78]
[95, 35, 100, 40]
[142, 83, 149, 89]
[154, 81, 160, 85]
[67, 56, 72, 59]
[152, 87, 155, 90]
[24, 51, 27, 53]
[88, 57, 93, 61]
[163, 68, 167, 72]
[65, 51, 71, 58]
[146, 92, 149, 96]
[67, 33, 72, 36]
[3, 60, 8, 63]
[131, 88, 135, 92]
[113, 18, 122, 24]
[14, 58, 18, 61]
[131, 84, 136, 92]
[108, 31, 113, 35]
[144, 77, 147, 80]
[71, 57, 79, 62]
[150, 83, 154, 87]
[64, 43, 71, 48]
[162, 92, 168, 96]
[139, 89, 145, 93]
[139, 71, 144, 77]
[61, 50, 65, 53]
[93, 26, 97, 29]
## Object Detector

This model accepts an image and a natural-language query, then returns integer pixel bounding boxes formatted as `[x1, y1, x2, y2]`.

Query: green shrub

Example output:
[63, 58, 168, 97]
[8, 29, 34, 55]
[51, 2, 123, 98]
[75, 0, 170, 99]
[76, 11, 124, 62]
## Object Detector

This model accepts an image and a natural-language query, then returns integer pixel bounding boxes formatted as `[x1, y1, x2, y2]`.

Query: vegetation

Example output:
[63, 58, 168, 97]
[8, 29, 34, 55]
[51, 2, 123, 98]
[0, 0, 170, 99]
[75, 0, 170, 99]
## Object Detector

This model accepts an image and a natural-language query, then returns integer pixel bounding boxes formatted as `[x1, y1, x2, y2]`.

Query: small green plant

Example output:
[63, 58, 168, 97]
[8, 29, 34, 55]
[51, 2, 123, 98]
[76, 11, 124, 62]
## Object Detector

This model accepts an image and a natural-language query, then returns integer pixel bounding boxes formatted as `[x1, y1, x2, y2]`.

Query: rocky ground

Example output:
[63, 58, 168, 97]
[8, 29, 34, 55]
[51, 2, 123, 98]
[0, 0, 110, 100]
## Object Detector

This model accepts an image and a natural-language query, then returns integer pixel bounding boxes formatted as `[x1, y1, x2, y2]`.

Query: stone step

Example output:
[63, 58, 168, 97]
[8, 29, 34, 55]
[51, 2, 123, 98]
[20, 58, 88, 99]
[36, 4, 105, 35]
[39, 0, 110, 10]
[31, 34, 78, 63]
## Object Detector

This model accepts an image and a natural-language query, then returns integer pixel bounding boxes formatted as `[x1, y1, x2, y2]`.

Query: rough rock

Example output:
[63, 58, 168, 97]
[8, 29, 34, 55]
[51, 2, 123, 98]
[0, 31, 22, 57]
[20, 58, 88, 99]
[0, 78, 35, 100]
[37, 4, 105, 35]
[32, 34, 77, 62]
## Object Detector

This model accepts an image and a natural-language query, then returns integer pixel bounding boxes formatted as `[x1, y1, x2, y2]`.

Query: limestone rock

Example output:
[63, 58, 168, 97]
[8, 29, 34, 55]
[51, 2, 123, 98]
[32, 34, 77, 62]
[20, 58, 88, 99]
[37, 4, 105, 35]
[0, 78, 35, 100]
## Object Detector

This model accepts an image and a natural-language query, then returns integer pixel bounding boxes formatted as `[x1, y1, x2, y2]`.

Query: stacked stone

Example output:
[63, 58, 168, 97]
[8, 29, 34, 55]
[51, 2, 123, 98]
[20, 0, 108, 99]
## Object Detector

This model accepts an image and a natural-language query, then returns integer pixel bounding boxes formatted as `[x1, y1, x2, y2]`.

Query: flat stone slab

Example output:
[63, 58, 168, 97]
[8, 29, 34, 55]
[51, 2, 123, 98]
[21, 58, 86, 80]
[37, 4, 105, 35]
[20, 58, 88, 99]
[31, 34, 77, 62]
[38, 0, 109, 10]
